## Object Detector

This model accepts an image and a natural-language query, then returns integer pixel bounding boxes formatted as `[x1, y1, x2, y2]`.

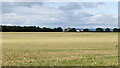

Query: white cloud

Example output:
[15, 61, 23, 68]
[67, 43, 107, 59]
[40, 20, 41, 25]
[59, 2, 105, 11]
[2, 2, 118, 28]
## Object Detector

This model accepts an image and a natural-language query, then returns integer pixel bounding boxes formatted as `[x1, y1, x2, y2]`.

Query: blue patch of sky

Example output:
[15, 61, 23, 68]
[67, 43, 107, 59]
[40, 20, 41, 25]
[86, 2, 118, 14]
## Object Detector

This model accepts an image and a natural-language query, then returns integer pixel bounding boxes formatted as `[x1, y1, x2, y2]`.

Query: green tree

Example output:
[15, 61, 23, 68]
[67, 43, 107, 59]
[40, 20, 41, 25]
[83, 28, 89, 32]
[64, 27, 76, 32]
[56, 27, 63, 32]
[118, 28, 120, 32]
[105, 28, 110, 32]
[68, 28, 76, 32]
[113, 28, 118, 32]
[96, 28, 103, 32]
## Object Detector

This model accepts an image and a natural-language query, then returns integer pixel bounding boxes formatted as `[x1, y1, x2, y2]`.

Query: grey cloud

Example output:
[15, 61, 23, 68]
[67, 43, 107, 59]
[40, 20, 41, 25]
[2, 2, 15, 14]
[14, 2, 43, 7]
[82, 2, 105, 8]
[82, 2, 96, 8]
[97, 2, 105, 5]
[59, 2, 105, 11]
[62, 11, 94, 22]
[2, 2, 43, 14]
[59, 2, 82, 10]
[2, 2, 117, 28]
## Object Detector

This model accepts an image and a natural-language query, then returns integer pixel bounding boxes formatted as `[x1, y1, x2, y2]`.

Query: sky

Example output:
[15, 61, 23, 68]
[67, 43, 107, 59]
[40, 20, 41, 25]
[1, 2, 118, 28]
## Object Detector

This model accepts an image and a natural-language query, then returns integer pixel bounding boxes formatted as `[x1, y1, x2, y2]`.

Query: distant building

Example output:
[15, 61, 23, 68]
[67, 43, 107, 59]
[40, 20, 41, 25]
[81, 30, 83, 32]
[76, 30, 80, 32]
[76, 30, 83, 32]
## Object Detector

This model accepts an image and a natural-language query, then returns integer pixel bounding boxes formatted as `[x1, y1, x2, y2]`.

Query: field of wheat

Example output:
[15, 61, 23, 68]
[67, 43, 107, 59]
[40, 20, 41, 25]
[2, 32, 118, 66]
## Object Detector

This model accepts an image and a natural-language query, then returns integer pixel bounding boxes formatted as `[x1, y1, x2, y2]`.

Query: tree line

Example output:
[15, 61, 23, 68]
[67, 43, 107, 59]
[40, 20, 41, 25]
[1, 25, 120, 32]
[64, 27, 120, 32]
[83, 28, 120, 32]
[1, 25, 63, 32]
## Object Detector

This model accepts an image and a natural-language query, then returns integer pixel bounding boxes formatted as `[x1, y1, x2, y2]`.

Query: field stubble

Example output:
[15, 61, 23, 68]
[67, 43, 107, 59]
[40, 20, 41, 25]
[2, 32, 118, 66]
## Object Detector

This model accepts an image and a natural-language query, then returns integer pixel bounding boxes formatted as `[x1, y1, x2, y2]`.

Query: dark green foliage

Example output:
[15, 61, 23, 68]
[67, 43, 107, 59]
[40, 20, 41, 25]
[96, 28, 103, 32]
[118, 28, 120, 32]
[64, 27, 76, 32]
[1, 25, 63, 32]
[1, 25, 120, 32]
[56, 27, 63, 32]
[68, 28, 76, 32]
[53, 27, 63, 32]
[113, 28, 118, 32]
[83, 28, 89, 32]
[105, 28, 110, 32]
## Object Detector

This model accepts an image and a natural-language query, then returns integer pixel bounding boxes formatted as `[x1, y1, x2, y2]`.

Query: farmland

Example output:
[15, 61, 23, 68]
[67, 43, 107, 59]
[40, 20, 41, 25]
[2, 32, 118, 66]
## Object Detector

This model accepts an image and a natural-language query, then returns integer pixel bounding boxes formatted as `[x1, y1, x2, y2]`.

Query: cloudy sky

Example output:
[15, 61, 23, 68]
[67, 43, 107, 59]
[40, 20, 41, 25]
[1, 2, 118, 28]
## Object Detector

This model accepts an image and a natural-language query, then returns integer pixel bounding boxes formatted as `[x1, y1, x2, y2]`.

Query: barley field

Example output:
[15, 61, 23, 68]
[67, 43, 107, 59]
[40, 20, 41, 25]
[2, 32, 118, 66]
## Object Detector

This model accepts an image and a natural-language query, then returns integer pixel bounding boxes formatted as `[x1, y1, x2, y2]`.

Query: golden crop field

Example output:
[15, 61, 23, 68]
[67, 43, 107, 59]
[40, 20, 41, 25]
[2, 32, 118, 66]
